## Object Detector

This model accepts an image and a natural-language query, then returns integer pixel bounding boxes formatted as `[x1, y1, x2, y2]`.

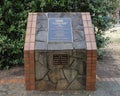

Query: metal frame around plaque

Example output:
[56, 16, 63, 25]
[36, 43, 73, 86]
[48, 18, 73, 43]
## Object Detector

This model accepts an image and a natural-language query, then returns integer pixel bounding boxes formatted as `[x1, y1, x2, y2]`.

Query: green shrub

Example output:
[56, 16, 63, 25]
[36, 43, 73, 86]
[0, 0, 119, 69]
[0, 1, 27, 69]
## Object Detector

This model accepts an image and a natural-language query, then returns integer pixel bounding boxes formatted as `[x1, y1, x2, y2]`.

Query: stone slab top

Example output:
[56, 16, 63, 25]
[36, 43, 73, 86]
[35, 12, 87, 50]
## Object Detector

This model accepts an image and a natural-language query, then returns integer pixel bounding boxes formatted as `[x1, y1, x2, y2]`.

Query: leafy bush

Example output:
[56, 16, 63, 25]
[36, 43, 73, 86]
[0, 1, 27, 69]
[0, 0, 119, 69]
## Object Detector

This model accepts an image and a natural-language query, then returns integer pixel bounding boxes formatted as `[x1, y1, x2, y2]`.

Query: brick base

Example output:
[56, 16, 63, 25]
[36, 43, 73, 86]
[82, 13, 97, 91]
[24, 13, 37, 90]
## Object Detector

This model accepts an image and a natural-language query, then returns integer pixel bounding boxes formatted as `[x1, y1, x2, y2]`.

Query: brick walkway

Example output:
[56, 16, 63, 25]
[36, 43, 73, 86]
[0, 44, 120, 96]
[0, 76, 120, 96]
[0, 77, 24, 85]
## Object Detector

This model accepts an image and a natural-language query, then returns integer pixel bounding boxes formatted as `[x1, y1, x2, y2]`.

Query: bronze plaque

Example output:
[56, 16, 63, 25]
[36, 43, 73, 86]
[53, 54, 68, 65]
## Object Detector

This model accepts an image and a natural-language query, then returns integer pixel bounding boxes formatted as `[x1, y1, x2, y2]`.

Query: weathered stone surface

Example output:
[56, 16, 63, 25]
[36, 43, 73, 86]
[78, 63, 84, 74]
[68, 50, 77, 68]
[35, 52, 39, 62]
[36, 80, 47, 90]
[35, 42, 47, 50]
[67, 79, 84, 90]
[43, 75, 49, 80]
[36, 20, 48, 32]
[72, 21, 83, 30]
[35, 63, 48, 80]
[35, 13, 86, 50]
[48, 69, 64, 83]
[37, 13, 48, 20]
[48, 43, 73, 50]
[76, 50, 86, 59]
[77, 75, 86, 86]
[73, 30, 84, 42]
[34, 13, 87, 90]
[38, 52, 47, 66]
[47, 81, 56, 90]
[63, 69, 77, 83]
[48, 13, 62, 18]
[73, 41, 86, 49]
[36, 31, 47, 42]
[36, 80, 56, 91]
[57, 80, 68, 90]
[70, 59, 77, 69]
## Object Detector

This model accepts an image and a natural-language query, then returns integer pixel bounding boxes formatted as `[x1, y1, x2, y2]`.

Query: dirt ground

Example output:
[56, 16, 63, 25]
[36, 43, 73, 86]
[97, 28, 120, 78]
[0, 66, 24, 80]
[97, 43, 120, 79]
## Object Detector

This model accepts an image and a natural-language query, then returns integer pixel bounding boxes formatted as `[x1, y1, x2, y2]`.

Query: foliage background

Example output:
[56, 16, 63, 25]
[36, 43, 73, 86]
[0, 0, 119, 69]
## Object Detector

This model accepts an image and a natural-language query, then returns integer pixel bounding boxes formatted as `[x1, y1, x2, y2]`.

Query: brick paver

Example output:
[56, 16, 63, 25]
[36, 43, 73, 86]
[0, 76, 120, 96]
[0, 77, 24, 85]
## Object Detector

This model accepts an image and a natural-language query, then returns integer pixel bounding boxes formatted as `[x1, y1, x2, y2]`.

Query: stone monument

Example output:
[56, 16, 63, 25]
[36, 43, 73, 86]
[24, 12, 97, 91]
